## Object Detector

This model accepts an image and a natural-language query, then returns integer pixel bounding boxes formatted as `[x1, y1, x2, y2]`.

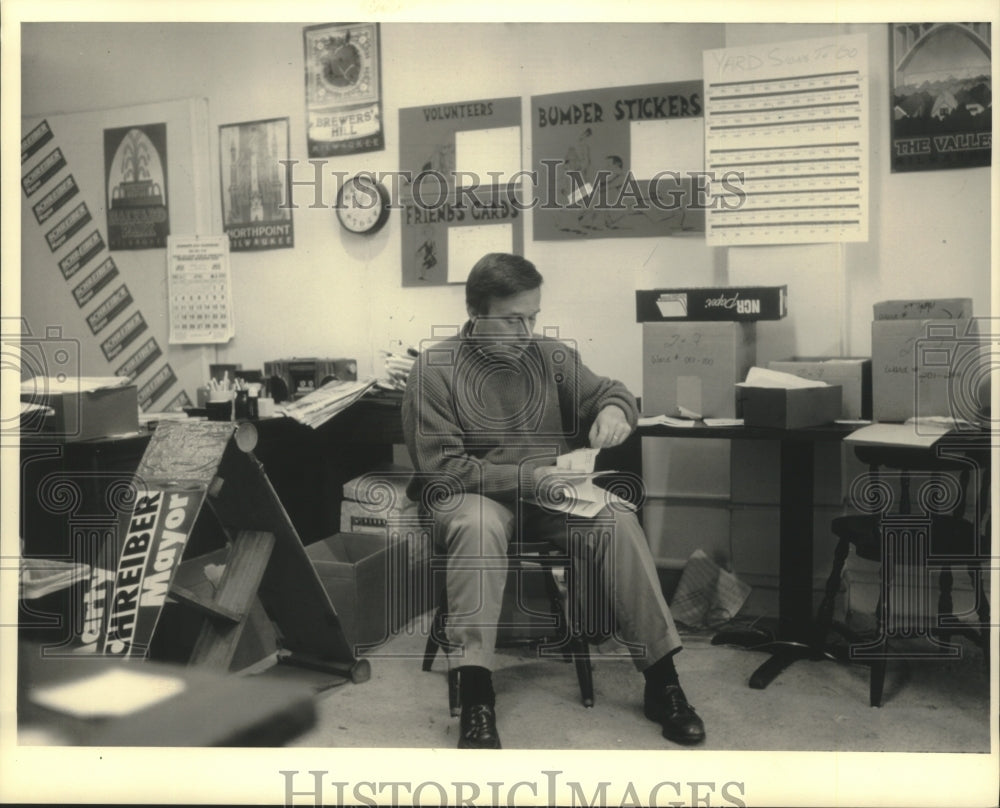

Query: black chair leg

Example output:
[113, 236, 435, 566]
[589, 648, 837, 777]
[422, 601, 448, 672]
[448, 667, 461, 717]
[571, 635, 594, 708]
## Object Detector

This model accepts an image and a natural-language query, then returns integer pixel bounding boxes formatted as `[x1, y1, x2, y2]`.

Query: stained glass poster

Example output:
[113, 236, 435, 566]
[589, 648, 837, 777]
[103, 123, 170, 250]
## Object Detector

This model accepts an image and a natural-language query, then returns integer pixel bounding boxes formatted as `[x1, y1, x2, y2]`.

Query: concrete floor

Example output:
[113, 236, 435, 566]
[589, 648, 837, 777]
[285, 619, 991, 753]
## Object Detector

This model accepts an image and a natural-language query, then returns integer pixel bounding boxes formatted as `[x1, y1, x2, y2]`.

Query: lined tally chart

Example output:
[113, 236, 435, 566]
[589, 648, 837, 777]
[703, 34, 869, 246]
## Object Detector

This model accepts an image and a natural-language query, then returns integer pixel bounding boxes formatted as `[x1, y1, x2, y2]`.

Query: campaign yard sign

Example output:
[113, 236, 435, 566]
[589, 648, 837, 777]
[79, 484, 203, 658]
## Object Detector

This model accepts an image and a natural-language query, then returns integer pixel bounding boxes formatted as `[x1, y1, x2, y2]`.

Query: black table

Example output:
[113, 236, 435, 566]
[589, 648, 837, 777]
[634, 421, 858, 688]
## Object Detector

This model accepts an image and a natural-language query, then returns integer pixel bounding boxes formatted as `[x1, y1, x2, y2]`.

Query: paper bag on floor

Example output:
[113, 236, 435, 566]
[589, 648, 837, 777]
[669, 549, 751, 629]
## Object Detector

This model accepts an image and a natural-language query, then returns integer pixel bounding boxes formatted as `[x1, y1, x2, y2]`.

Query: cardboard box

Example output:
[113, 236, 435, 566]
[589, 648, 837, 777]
[767, 357, 872, 420]
[306, 533, 430, 650]
[636, 286, 787, 322]
[738, 384, 842, 429]
[871, 318, 981, 422]
[873, 298, 972, 321]
[642, 322, 756, 418]
[21, 385, 139, 440]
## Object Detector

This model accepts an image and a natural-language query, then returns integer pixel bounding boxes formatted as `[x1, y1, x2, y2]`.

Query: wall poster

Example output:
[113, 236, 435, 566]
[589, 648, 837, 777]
[303, 22, 384, 156]
[399, 96, 523, 286]
[890, 22, 992, 172]
[103, 123, 170, 249]
[219, 117, 294, 250]
[702, 33, 870, 246]
[531, 81, 705, 241]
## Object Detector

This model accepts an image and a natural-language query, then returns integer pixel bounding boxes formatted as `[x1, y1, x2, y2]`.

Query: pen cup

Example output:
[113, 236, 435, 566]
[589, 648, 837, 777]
[234, 389, 250, 420]
[206, 390, 233, 421]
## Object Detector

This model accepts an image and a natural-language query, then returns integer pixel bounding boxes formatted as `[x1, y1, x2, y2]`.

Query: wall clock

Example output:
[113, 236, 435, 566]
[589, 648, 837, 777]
[336, 174, 390, 235]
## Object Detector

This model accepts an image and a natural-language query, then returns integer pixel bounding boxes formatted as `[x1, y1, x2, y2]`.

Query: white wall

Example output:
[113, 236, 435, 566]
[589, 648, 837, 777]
[21, 22, 725, 395]
[21, 21, 990, 397]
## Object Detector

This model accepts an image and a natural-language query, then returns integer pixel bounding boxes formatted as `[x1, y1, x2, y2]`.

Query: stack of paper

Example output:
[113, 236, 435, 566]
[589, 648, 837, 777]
[278, 377, 377, 429]
[638, 414, 696, 428]
[532, 449, 633, 518]
[736, 366, 829, 389]
[20, 402, 55, 418]
[844, 420, 955, 449]
[377, 349, 416, 392]
[20, 557, 91, 600]
[534, 473, 633, 518]
[20, 376, 131, 394]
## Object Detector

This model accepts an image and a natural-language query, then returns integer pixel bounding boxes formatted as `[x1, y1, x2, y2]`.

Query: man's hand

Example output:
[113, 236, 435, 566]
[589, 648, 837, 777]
[589, 404, 631, 449]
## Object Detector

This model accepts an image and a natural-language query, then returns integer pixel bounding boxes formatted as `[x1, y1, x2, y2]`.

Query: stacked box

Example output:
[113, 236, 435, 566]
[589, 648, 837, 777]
[873, 298, 972, 321]
[641, 322, 756, 419]
[636, 286, 787, 322]
[21, 385, 139, 440]
[738, 385, 843, 429]
[871, 317, 981, 422]
[767, 357, 872, 420]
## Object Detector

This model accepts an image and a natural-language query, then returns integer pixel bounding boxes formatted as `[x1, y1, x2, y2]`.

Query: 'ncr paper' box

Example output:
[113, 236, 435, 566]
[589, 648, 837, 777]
[767, 357, 872, 420]
[871, 318, 981, 422]
[636, 286, 787, 322]
[21, 385, 139, 440]
[642, 322, 756, 418]
[738, 385, 843, 429]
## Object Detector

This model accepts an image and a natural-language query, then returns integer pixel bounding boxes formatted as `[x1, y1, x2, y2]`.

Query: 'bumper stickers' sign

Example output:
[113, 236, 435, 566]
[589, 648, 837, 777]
[104, 123, 170, 249]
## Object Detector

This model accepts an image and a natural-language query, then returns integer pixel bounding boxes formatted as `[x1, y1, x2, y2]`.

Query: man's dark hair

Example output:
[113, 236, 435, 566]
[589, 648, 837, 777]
[466, 253, 543, 315]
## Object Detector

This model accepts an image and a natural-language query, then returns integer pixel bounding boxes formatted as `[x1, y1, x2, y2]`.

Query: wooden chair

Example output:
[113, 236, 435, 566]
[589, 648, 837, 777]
[814, 438, 990, 706]
[422, 537, 595, 716]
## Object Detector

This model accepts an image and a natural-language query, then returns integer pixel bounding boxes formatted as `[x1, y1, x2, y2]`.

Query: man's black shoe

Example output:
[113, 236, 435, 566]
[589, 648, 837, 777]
[458, 703, 502, 749]
[643, 684, 706, 745]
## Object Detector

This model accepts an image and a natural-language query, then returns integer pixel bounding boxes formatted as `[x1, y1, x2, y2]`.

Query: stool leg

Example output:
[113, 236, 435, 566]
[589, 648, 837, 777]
[870, 568, 891, 708]
[970, 565, 990, 658]
[937, 565, 954, 644]
[571, 635, 594, 708]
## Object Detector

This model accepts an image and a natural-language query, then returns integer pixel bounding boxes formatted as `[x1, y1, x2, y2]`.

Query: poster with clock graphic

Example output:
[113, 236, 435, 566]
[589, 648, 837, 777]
[303, 22, 384, 156]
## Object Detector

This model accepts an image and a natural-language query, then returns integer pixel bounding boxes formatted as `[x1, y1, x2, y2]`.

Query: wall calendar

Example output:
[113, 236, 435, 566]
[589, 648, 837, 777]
[166, 234, 235, 344]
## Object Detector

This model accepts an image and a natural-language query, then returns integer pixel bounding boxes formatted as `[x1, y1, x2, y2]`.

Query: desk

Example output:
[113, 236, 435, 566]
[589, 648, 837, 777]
[20, 394, 404, 557]
[18, 642, 316, 746]
[635, 421, 857, 688]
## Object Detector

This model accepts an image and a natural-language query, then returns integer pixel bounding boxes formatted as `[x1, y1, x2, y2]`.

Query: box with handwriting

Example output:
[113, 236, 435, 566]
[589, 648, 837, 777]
[768, 357, 872, 420]
[871, 318, 981, 422]
[641, 322, 756, 419]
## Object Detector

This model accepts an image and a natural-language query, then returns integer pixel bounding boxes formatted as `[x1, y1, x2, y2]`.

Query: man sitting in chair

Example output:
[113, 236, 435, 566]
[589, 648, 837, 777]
[402, 252, 705, 749]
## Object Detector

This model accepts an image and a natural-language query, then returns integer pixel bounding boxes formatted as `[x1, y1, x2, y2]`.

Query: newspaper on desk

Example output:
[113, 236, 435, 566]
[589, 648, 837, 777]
[278, 377, 377, 429]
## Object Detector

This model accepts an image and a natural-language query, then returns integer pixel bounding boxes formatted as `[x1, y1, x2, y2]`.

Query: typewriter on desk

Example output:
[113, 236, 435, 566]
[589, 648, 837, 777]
[264, 357, 357, 402]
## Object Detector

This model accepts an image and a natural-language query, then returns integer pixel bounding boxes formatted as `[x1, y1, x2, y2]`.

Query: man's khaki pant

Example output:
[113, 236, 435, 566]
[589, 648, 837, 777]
[429, 493, 683, 672]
